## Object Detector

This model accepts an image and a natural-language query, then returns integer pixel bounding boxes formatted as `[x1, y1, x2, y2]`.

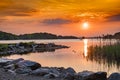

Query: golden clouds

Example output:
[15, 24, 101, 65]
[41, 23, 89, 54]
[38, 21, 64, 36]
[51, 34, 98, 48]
[0, 0, 120, 22]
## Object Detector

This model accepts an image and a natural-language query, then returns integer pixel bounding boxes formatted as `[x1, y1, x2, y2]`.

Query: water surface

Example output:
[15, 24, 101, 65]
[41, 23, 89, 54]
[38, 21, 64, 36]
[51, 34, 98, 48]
[0, 39, 119, 75]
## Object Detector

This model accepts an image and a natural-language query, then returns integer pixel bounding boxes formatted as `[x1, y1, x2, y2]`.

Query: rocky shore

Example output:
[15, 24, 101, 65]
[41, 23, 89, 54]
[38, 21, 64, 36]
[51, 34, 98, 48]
[0, 58, 120, 80]
[0, 42, 69, 56]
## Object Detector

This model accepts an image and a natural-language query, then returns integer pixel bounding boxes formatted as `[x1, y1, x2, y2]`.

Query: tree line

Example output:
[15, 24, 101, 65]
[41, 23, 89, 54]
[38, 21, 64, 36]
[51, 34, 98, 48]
[102, 32, 120, 39]
[0, 31, 78, 40]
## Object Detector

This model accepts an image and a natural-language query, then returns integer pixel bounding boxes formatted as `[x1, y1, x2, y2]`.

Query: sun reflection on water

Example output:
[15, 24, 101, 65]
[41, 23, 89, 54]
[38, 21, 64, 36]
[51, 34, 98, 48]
[84, 39, 88, 57]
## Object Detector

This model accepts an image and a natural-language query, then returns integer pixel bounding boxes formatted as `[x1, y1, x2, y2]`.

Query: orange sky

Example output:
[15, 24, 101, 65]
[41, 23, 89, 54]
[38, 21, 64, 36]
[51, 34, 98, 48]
[0, 0, 120, 36]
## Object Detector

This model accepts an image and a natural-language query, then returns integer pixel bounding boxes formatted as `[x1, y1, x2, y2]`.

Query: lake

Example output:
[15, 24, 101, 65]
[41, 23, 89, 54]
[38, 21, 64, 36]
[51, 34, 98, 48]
[0, 39, 119, 75]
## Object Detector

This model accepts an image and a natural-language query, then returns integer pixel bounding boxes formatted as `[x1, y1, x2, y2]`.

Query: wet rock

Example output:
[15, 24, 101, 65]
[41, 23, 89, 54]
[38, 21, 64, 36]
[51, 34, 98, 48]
[76, 71, 107, 80]
[4, 64, 15, 70]
[7, 70, 16, 76]
[49, 68, 60, 76]
[93, 72, 107, 80]
[58, 67, 76, 80]
[16, 60, 41, 70]
[63, 73, 75, 80]
[15, 67, 32, 74]
[57, 67, 65, 72]
[7, 58, 24, 65]
[65, 67, 76, 74]
[108, 73, 120, 80]
[44, 73, 58, 79]
[0, 58, 12, 67]
[59, 67, 75, 78]
[75, 71, 91, 80]
[30, 68, 50, 76]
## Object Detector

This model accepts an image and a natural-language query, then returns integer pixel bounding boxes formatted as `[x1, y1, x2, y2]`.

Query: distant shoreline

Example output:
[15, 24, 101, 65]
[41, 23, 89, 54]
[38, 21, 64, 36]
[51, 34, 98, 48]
[0, 31, 79, 40]
[0, 31, 120, 40]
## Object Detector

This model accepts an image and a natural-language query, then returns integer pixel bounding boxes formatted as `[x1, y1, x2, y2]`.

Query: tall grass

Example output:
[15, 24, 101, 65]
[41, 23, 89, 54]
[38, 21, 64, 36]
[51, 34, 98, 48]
[87, 40, 120, 68]
[0, 44, 9, 51]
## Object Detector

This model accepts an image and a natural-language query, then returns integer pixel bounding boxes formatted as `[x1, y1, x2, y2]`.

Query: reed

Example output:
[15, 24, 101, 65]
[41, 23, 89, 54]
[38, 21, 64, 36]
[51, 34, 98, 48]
[87, 40, 120, 68]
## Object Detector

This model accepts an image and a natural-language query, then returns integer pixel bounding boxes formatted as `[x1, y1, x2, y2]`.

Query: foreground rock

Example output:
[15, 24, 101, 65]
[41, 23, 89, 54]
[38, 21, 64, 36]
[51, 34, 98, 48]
[16, 60, 41, 70]
[0, 58, 13, 67]
[108, 73, 120, 80]
[76, 71, 107, 80]
[0, 58, 119, 80]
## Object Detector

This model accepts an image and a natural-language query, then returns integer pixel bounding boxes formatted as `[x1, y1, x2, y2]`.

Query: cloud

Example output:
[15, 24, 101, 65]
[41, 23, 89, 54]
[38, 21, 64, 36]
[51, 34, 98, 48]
[0, 7, 36, 17]
[42, 18, 72, 25]
[107, 14, 120, 22]
[0, 0, 37, 17]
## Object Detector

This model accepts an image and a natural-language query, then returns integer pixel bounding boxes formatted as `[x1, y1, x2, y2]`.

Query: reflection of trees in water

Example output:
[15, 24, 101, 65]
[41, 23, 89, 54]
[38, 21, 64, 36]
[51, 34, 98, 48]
[86, 41, 120, 69]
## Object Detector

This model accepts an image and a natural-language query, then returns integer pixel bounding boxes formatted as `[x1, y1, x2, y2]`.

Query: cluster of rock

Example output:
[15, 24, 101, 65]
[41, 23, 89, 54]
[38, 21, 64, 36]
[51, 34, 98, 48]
[0, 58, 120, 80]
[0, 42, 69, 56]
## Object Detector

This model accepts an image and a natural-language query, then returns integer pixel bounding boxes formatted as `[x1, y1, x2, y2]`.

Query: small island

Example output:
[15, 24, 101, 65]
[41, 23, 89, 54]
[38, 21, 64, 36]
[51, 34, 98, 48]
[0, 42, 69, 56]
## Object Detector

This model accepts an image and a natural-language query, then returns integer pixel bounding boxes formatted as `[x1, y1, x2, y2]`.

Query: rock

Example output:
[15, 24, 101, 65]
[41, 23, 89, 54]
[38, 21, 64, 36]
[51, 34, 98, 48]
[30, 68, 50, 76]
[49, 68, 60, 76]
[63, 73, 75, 80]
[15, 67, 32, 74]
[0, 58, 12, 67]
[65, 67, 76, 74]
[76, 71, 107, 80]
[57, 67, 65, 72]
[16, 60, 41, 70]
[4, 64, 15, 70]
[108, 73, 120, 80]
[7, 70, 16, 76]
[58, 67, 76, 80]
[31, 67, 60, 78]
[93, 72, 107, 80]
[7, 58, 24, 65]
[44, 73, 58, 79]
[59, 67, 75, 78]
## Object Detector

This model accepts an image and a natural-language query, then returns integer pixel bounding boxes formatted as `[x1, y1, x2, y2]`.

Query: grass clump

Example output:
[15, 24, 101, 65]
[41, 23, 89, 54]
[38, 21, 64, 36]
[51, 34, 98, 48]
[87, 41, 120, 68]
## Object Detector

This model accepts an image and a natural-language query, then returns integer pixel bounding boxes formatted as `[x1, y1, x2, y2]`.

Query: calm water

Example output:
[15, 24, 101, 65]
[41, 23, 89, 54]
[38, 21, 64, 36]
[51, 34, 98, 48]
[0, 39, 119, 75]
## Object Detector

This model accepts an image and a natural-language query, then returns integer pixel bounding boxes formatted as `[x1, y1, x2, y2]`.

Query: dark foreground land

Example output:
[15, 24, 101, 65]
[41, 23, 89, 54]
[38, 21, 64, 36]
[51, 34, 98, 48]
[0, 58, 120, 80]
[0, 68, 56, 80]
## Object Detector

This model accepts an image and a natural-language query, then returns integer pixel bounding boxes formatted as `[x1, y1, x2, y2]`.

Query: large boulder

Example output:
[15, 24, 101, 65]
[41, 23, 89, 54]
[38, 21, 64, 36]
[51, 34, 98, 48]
[108, 73, 120, 80]
[76, 71, 107, 80]
[16, 60, 41, 70]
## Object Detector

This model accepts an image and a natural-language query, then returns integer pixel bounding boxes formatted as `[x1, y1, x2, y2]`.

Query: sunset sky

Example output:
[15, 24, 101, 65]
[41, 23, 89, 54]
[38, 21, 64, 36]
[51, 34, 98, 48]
[0, 0, 120, 36]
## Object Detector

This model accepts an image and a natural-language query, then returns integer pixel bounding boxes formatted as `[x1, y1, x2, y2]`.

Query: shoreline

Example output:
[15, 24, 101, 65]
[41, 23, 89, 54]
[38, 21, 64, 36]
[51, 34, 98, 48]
[0, 58, 120, 80]
[0, 42, 69, 57]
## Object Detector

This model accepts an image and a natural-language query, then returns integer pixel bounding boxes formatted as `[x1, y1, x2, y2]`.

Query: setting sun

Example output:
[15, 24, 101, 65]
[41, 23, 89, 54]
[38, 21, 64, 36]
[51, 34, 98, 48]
[82, 22, 89, 29]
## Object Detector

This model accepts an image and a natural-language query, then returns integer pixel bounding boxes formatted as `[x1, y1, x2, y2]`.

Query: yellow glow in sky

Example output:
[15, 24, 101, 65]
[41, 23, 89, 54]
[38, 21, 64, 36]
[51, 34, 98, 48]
[0, 0, 120, 36]
[82, 22, 89, 29]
